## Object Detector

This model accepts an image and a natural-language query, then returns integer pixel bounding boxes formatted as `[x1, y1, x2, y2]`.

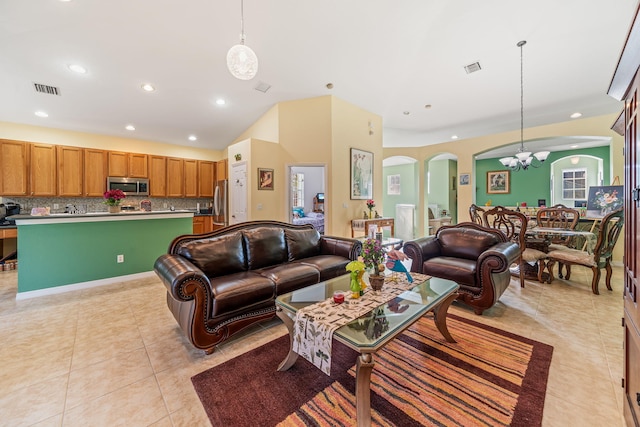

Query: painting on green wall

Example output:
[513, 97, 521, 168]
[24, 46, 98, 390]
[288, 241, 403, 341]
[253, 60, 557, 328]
[487, 170, 510, 194]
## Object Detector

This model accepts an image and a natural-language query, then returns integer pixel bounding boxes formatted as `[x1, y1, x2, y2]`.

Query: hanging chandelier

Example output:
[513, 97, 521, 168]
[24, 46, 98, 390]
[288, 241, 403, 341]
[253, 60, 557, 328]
[499, 40, 549, 171]
[226, 0, 258, 80]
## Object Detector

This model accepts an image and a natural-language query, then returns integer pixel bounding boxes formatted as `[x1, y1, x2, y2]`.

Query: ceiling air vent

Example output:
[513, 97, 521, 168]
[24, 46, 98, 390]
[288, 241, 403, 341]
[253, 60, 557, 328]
[254, 81, 271, 93]
[33, 82, 61, 96]
[464, 62, 482, 74]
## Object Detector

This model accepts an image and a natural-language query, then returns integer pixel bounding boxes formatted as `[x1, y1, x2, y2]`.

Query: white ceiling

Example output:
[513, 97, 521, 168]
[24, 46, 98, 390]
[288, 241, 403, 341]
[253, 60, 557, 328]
[0, 0, 636, 152]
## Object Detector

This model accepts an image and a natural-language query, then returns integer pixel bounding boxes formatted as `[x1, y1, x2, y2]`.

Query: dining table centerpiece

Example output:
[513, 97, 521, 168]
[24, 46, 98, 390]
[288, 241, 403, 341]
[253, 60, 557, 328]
[103, 189, 126, 213]
[362, 238, 386, 291]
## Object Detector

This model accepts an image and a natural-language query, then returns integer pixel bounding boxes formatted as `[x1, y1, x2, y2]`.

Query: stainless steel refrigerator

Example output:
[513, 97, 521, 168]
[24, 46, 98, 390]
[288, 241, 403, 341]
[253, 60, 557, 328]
[213, 179, 228, 229]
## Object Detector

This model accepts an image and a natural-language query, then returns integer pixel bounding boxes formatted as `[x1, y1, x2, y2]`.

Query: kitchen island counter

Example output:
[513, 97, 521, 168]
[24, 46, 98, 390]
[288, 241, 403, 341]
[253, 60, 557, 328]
[13, 210, 193, 298]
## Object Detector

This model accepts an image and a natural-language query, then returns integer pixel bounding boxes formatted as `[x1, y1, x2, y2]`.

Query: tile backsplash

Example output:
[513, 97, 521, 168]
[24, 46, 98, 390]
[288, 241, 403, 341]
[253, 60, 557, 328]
[2, 196, 213, 215]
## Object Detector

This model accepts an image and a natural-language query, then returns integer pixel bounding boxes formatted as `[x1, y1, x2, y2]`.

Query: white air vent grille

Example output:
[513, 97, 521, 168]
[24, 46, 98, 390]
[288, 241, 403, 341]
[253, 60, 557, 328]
[33, 83, 61, 95]
[254, 81, 271, 93]
[464, 62, 482, 74]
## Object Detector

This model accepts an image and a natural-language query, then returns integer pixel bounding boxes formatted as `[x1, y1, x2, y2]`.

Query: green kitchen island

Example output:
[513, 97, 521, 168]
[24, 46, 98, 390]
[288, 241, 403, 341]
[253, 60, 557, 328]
[12, 210, 193, 299]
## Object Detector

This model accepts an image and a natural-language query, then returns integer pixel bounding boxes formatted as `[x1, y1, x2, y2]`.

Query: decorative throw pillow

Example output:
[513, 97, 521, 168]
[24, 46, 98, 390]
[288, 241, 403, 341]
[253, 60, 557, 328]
[292, 207, 305, 218]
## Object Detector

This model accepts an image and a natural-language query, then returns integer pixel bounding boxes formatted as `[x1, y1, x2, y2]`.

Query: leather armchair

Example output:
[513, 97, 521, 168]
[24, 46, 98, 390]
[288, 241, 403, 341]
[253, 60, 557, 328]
[403, 222, 520, 314]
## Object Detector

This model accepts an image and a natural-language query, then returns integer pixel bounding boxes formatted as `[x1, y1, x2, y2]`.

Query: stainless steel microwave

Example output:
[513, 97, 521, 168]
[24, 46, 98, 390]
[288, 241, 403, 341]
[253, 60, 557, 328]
[107, 177, 149, 196]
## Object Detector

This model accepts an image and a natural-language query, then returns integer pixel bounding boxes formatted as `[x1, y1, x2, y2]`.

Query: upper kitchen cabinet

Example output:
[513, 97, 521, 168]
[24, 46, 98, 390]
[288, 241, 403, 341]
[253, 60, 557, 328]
[84, 148, 108, 197]
[167, 157, 184, 197]
[184, 159, 198, 198]
[57, 145, 83, 197]
[149, 155, 167, 197]
[216, 159, 228, 181]
[30, 143, 57, 196]
[198, 160, 215, 198]
[0, 139, 28, 196]
[129, 153, 148, 178]
[108, 151, 128, 177]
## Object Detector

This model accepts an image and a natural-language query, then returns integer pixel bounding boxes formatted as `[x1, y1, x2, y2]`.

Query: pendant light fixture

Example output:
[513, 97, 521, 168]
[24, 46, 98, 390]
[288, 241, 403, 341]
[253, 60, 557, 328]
[499, 40, 549, 171]
[226, 0, 258, 80]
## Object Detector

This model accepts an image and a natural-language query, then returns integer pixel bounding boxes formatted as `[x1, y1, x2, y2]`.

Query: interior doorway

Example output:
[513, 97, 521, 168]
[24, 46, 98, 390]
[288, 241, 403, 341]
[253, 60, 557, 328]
[288, 165, 326, 234]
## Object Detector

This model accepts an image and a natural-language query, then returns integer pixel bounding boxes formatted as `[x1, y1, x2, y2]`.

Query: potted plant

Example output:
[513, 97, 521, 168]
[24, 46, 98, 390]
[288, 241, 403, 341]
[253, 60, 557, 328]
[103, 189, 126, 213]
[362, 238, 386, 290]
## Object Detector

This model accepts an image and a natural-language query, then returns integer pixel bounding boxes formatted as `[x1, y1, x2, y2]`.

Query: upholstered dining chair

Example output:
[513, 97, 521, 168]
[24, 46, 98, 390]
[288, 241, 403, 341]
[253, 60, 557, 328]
[536, 206, 580, 250]
[482, 206, 548, 287]
[469, 204, 485, 225]
[545, 208, 624, 294]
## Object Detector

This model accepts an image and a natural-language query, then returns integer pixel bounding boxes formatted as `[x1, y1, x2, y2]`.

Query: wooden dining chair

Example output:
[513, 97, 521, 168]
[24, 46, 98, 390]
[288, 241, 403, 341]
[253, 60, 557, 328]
[545, 208, 624, 294]
[469, 204, 485, 225]
[482, 206, 547, 287]
[536, 206, 580, 249]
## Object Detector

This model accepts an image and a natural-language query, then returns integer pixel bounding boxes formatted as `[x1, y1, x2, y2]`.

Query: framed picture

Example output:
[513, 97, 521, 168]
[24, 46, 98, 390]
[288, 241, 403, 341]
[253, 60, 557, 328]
[350, 148, 373, 199]
[387, 174, 400, 195]
[258, 168, 274, 190]
[586, 185, 623, 217]
[487, 170, 510, 194]
[459, 173, 470, 186]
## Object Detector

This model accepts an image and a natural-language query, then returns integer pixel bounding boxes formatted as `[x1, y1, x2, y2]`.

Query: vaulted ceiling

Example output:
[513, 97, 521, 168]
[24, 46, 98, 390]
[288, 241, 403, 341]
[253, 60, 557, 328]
[1, 0, 636, 152]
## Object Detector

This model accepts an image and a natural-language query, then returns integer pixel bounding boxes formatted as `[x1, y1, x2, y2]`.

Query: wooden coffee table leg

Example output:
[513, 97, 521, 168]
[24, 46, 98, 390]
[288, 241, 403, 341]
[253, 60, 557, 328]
[355, 353, 374, 427]
[432, 292, 458, 343]
[275, 307, 299, 371]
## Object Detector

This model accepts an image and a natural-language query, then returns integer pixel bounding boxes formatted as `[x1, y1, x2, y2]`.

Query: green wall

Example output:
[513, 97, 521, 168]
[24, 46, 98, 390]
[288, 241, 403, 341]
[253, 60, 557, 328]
[382, 163, 417, 217]
[475, 146, 610, 207]
[17, 217, 192, 293]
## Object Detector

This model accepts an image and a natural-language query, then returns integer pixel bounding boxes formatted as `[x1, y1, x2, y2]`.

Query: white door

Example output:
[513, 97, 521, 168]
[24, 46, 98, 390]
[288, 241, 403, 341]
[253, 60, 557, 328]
[231, 163, 247, 224]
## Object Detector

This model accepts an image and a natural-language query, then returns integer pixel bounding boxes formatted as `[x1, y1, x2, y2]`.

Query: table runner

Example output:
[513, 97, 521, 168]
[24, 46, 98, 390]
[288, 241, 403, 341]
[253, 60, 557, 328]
[292, 272, 429, 375]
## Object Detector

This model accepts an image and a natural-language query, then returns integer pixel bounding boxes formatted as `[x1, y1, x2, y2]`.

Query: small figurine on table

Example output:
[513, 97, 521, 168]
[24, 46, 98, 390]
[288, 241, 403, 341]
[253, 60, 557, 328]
[375, 210, 381, 218]
[363, 211, 369, 219]
[385, 250, 413, 283]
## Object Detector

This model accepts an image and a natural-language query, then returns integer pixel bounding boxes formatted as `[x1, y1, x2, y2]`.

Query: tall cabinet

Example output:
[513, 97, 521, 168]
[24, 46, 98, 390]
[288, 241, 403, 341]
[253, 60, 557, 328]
[608, 5, 640, 426]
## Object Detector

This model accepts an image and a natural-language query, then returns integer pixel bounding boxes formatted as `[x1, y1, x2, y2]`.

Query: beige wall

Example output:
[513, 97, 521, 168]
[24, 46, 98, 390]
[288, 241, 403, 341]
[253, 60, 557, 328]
[232, 105, 280, 144]
[0, 121, 223, 160]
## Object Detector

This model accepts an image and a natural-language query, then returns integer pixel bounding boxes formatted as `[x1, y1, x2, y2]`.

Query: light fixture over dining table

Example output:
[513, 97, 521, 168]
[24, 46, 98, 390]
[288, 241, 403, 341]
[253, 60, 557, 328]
[499, 40, 550, 171]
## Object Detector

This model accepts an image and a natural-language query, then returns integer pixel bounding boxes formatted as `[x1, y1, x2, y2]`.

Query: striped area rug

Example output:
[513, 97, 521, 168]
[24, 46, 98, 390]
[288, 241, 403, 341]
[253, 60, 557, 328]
[192, 314, 553, 427]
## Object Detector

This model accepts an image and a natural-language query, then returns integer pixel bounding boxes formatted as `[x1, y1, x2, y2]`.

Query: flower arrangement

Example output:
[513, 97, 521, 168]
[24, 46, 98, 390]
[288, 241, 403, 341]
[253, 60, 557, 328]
[361, 238, 385, 274]
[103, 189, 126, 206]
[366, 199, 375, 210]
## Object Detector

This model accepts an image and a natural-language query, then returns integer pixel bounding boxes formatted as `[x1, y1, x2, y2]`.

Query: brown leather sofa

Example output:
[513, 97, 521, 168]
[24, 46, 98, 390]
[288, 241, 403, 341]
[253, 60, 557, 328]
[154, 220, 361, 353]
[403, 222, 520, 314]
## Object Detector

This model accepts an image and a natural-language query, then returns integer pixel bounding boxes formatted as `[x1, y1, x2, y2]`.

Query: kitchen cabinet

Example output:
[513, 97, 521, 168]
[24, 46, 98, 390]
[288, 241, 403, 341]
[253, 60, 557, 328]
[30, 143, 57, 196]
[0, 139, 28, 196]
[84, 148, 108, 197]
[193, 216, 212, 234]
[149, 155, 167, 197]
[129, 153, 148, 178]
[198, 161, 215, 198]
[57, 145, 83, 197]
[216, 159, 228, 181]
[108, 151, 128, 177]
[167, 157, 184, 197]
[184, 159, 198, 198]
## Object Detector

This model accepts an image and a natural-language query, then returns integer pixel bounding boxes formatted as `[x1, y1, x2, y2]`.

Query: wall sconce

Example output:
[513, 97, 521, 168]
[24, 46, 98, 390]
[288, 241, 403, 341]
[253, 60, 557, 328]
[368, 120, 374, 135]
[234, 153, 242, 161]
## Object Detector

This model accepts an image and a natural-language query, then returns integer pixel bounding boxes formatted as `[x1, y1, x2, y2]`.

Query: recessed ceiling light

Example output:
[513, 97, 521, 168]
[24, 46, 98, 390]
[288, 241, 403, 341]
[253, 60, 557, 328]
[326, 83, 334, 89]
[34, 111, 48, 118]
[215, 99, 226, 105]
[188, 135, 197, 141]
[570, 112, 582, 119]
[68, 64, 87, 74]
[451, 135, 458, 140]
[403, 111, 410, 115]
[125, 125, 135, 131]
[424, 104, 432, 109]
[141, 83, 155, 92]
[570, 144, 579, 148]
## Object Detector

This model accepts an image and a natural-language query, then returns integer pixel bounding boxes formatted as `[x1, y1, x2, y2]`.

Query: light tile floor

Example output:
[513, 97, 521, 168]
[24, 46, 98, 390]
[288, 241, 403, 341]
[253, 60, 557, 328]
[0, 265, 626, 426]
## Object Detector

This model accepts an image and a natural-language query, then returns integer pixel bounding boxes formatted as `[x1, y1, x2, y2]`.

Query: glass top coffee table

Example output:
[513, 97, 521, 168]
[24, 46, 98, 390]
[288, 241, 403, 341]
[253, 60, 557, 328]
[275, 274, 459, 427]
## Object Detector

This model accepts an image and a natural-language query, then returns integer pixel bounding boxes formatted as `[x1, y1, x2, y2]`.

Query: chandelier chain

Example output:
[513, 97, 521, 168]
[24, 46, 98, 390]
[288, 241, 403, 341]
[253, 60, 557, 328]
[520, 40, 524, 151]
[240, 0, 246, 44]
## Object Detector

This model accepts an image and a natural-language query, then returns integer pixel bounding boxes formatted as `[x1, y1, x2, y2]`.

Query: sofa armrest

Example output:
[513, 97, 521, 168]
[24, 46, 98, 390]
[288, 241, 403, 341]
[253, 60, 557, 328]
[477, 242, 520, 273]
[319, 236, 362, 260]
[403, 237, 441, 272]
[154, 253, 213, 301]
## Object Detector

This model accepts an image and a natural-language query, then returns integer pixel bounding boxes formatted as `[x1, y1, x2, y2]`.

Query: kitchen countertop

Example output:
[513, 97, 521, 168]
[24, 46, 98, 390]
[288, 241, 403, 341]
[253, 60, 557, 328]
[10, 210, 195, 225]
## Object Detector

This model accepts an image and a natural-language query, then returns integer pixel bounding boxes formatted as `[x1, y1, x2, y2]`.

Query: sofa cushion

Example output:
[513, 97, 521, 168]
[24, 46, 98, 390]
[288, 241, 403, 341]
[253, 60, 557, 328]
[438, 228, 501, 261]
[175, 231, 246, 277]
[243, 227, 287, 270]
[257, 262, 320, 295]
[423, 256, 478, 287]
[301, 255, 351, 281]
[286, 228, 321, 261]
[209, 271, 275, 317]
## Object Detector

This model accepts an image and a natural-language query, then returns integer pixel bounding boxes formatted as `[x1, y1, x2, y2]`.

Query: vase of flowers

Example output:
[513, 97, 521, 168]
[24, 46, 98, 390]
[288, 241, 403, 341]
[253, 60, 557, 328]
[366, 199, 375, 219]
[362, 238, 386, 290]
[104, 189, 126, 213]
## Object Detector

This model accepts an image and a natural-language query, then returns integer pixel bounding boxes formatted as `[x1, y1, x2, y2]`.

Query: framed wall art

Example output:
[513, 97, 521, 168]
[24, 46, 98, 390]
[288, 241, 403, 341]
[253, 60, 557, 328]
[459, 173, 470, 186]
[486, 170, 510, 194]
[258, 168, 274, 190]
[350, 148, 373, 199]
